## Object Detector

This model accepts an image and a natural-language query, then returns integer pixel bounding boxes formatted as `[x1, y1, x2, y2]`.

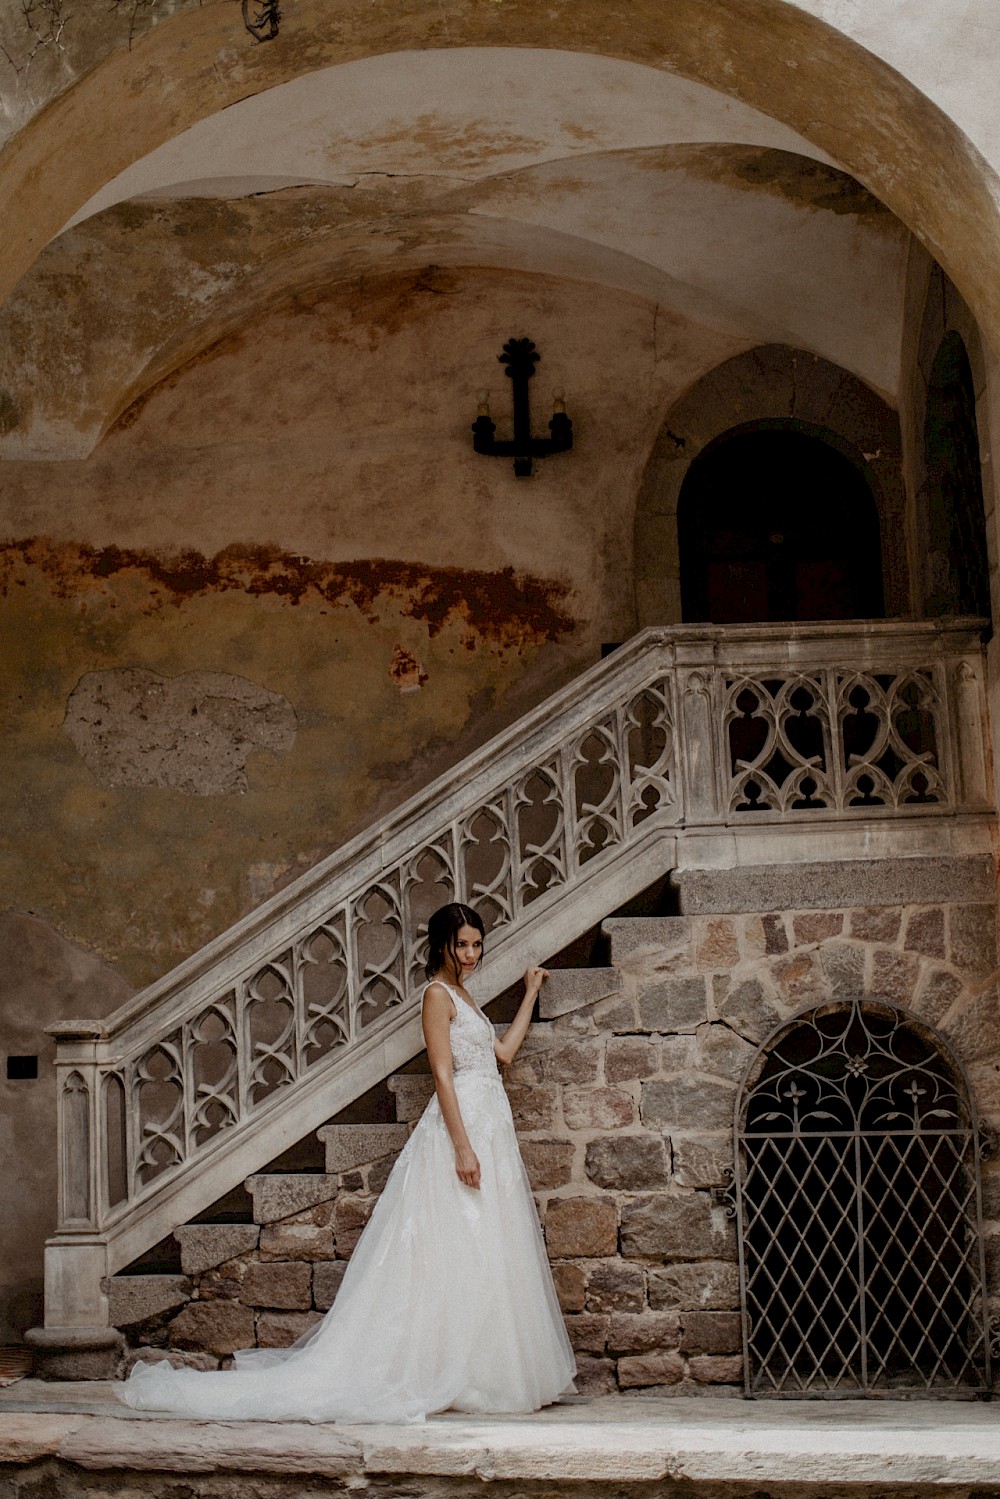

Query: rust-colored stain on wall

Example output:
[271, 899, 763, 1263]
[0, 539, 574, 646]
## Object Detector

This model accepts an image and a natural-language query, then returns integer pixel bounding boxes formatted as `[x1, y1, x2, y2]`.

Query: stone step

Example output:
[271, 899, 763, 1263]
[245, 1174, 338, 1225]
[102, 1273, 191, 1328]
[387, 1073, 436, 1122]
[538, 967, 622, 1020]
[601, 916, 689, 966]
[174, 1222, 260, 1276]
[316, 1122, 410, 1174]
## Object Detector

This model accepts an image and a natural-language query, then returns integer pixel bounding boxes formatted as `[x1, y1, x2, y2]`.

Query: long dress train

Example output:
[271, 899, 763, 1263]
[119, 982, 576, 1422]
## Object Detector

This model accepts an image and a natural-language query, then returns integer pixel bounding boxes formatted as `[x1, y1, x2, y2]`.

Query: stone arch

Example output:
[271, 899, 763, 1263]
[3, 1, 1000, 352]
[634, 346, 906, 625]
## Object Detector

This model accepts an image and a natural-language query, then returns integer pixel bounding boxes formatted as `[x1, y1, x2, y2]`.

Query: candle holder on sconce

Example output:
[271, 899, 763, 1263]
[471, 338, 573, 478]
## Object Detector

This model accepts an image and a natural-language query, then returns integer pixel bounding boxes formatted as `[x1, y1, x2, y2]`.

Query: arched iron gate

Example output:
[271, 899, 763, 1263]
[733, 998, 991, 1397]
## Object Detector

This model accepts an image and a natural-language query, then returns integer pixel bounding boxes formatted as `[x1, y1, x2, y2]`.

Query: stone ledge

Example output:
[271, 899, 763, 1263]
[317, 1122, 409, 1174]
[539, 968, 623, 1020]
[673, 856, 995, 914]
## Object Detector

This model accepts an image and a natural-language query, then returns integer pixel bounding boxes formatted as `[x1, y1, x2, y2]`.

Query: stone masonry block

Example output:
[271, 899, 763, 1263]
[240, 1261, 313, 1310]
[680, 1310, 742, 1354]
[791, 912, 844, 945]
[602, 917, 690, 967]
[641, 1076, 734, 1131]
[675, 858, 993, 913]
[507, 1083, 559, 1131]
[585, 1260, 646, 1313]
[563, 1086, 635, 1130]
[334, 1194, 374, 1256]
[638, 977, 708, 1033]
[387, 1074, 436, 1122]
[551, 1263, 587, 1313]
[563, 1313, 609, 1354]
[950, 904, 998, 975]
[584, 1135, 670, 1191]
[714, 977, 785, 1043]
[761, 915, 789, 954]
[256, 1310, 323, 1348]
[648, 1260, 740, 1311]
[168, 1301, 256, 1357]
[529, 1038, 603, 1087]
[818, 942, 865, 998]
[247, 1174, 338, 1224]
[903, 907, 946, 959]
[849, 907, 902, 944]
[125, 1347, 219, 1375]
[617, 1351, 684, 1388]
[259, 1223, 336, 1261]
[688, 1354, 744, 1384]
[607, 1311, 680, 1354]
[539, 968, 623, 1020]
[104, 1274, 191, 1328]
[621, 1192, 737, 1262]
[545, 1196, 618, 1258]
[313, 1260, 349, 1311]
[175, 1223, 260, 1276]
[695, 1024, 757, 1082]
[520, 1139, 576, 1190]
[573, 1354, 618, 1396]
[911, 966, 964, 1026]
[671, 1137, 734, 1189]
[317, 1123, 409, 1174]
[605, 1036, 659, 1083]
[772, 952, 822, 1004]
[871, 947, 919, 1007]
[694, 918, 740, 971]
[945, 990, 1000, 1065]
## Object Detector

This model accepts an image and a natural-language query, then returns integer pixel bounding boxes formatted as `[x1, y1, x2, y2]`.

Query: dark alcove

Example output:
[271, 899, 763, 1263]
[922, 331, 990, 619]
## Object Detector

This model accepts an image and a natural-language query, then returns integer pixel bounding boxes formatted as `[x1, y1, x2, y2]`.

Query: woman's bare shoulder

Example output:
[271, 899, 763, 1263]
[422, 980, 456, 1015]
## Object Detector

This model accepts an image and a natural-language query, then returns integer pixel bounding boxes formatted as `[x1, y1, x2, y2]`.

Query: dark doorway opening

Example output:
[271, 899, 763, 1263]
[679, 422, 884, 624]
[922, 331, 990, 619]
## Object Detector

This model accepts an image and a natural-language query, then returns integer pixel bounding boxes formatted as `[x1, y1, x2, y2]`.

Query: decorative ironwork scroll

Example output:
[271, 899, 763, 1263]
[735, 999, 991, 1397]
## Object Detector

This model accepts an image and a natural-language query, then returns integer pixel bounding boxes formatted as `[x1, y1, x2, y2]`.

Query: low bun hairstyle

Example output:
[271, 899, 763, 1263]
[424, 902, 485, 981]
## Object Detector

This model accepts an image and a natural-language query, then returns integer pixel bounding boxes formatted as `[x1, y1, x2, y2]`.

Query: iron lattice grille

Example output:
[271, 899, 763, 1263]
[735, 999, 990, 1397]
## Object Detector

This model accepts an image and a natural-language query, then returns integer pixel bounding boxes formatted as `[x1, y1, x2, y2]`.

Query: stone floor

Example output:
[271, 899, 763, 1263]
[1, 1380, 1000, 1490]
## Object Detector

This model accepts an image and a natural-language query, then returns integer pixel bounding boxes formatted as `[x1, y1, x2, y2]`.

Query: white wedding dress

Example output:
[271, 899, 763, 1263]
[119, 982, 576, 1422]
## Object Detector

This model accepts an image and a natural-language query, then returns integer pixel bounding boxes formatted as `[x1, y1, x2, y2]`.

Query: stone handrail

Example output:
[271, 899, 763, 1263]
[45, 619, 992, 1326]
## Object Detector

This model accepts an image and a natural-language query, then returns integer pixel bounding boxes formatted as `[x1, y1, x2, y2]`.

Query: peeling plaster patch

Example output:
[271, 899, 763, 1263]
[389, 645, 427, 692]
[63, 668, 297, 796]
[0, 539, 574, 647]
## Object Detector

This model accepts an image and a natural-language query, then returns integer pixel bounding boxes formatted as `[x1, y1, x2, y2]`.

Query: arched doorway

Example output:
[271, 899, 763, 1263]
[678, 422, 885, 624]
[734, 998, 990, 1397]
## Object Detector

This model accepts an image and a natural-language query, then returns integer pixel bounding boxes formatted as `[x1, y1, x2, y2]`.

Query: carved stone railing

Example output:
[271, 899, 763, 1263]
[45, 620, 993, 1327]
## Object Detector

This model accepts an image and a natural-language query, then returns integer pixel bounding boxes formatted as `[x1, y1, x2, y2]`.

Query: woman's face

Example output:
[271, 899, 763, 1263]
[450, 923, 483, 979]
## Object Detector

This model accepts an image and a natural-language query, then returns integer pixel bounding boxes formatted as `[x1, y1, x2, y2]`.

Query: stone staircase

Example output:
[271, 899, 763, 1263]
[92, 872, 1000, 1398]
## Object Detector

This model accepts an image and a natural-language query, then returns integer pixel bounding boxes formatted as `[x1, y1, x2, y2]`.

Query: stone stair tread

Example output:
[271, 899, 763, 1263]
[386, 1074, 436, 1122]
[245, 1174, 338, 1224]
[538, 968, 623, 1019]
[602, 916, 690, 964]
[102, 1273, 191, 1328]
[174, 1223, 261, 1276]
[316, 1122, 410, 1174]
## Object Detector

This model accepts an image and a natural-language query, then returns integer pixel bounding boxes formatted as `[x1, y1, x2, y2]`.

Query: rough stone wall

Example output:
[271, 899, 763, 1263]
[120, 900, 1000, 1395]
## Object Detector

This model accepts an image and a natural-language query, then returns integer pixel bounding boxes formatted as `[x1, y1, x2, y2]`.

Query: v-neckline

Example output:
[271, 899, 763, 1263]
[437, 978, 487, 1023]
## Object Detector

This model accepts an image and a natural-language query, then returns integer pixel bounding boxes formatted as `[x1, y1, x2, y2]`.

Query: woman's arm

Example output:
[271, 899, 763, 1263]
[422, 982, 481, 1189]
[494, 966, 549, 1066]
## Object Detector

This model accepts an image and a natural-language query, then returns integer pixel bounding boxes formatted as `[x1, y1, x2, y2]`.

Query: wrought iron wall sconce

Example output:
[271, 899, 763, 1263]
[472, 338, 573, 477]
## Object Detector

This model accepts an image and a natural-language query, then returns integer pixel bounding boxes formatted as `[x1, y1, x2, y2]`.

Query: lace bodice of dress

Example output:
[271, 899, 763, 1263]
[428, 982, 498, 1077]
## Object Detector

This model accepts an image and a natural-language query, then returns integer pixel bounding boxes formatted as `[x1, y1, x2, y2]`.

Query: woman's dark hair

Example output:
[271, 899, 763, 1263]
[424, 902, 485, 981]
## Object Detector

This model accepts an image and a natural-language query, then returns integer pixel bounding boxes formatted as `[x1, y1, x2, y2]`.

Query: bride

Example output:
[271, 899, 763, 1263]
[119, 902, 577, 1422]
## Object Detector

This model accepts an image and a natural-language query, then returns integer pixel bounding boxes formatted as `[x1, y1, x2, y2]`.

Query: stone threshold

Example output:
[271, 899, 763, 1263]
[2, 1384, 1000, 1488]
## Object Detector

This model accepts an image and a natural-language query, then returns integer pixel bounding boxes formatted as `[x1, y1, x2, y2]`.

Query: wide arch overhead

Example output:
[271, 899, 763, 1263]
[1, 1, 1000, 354]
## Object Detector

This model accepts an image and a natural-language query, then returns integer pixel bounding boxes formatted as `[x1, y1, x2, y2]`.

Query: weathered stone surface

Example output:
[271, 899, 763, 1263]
[104, 1274, 190, 1328]
[912, 966, 965, 1025]
[817, 941, 865, 997]
[600, 996, 641, 1032]
[688, 1353, 745, 1383]
[539, 967, 622, 1020]
[167, 1301, 255, 1356]
[545, 1196, 618, 1258]
[24, 1326, 124, 1381]
[637, 976, 707, 1033]
[693, 917, 740, 971]
[258, 1223, 336, 1262]
[648, 1259, 741, 1311]
[695, 1024, 756, 1082]
[950, 904, 997, 974]
[903, 906, 946, 958]
[506, 1083, 558, 1131]
[602, 917, 689, 966]
[175, 1223, 260, 1275]
[617, 1350, 685, 1387]
[572, 1353, 618, 1395]
[317, 1122, 409, 1174]
[367, 1155, 396, 1194]
[714, 976, 785, 1043]
[621, 1192, 736, 1262]
[563, 1312, 609, 1354]
[585, 1134, 670, 1191]
[334, 1194, 374, 1256]
[761, 914, 788, 954]
[870, 947, 919, 1006]
[387, 1074, 435, 1122]
[563, 1086, 635, 1130]
[680, 1310, 742, 1354]
[677, 859, 993, 912]
[641, 1076, 734, 1131]
[772, 951, 822, 1004]
[312, 1260, 349, 1311]
[256, 1310, 323, 1348]
[849, 906, 902, 944]
[945, 990, 1000, 1064]
[607, 1311, 680, 1354]
[671, 1136, 734, 1189]
[659, 1033, 697, 1071]
[585, 1260, 646, 1313]
[551, 1262, 587, 1313]
[605, 1036, 659, 1083]
[791, 912, 843, 945]
[125, 1346, 218, 1374]
[519, 1138, 576, 1190]
[198, 1260, 247, 1301]
[532, 1038, 603, 1086]
[247, 1174, 337, 1224]
[241, 1261, 313, 1310]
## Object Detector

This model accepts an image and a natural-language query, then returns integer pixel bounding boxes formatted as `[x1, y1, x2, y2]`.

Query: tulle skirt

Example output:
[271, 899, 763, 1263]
[119, 1068, 576, 1422]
